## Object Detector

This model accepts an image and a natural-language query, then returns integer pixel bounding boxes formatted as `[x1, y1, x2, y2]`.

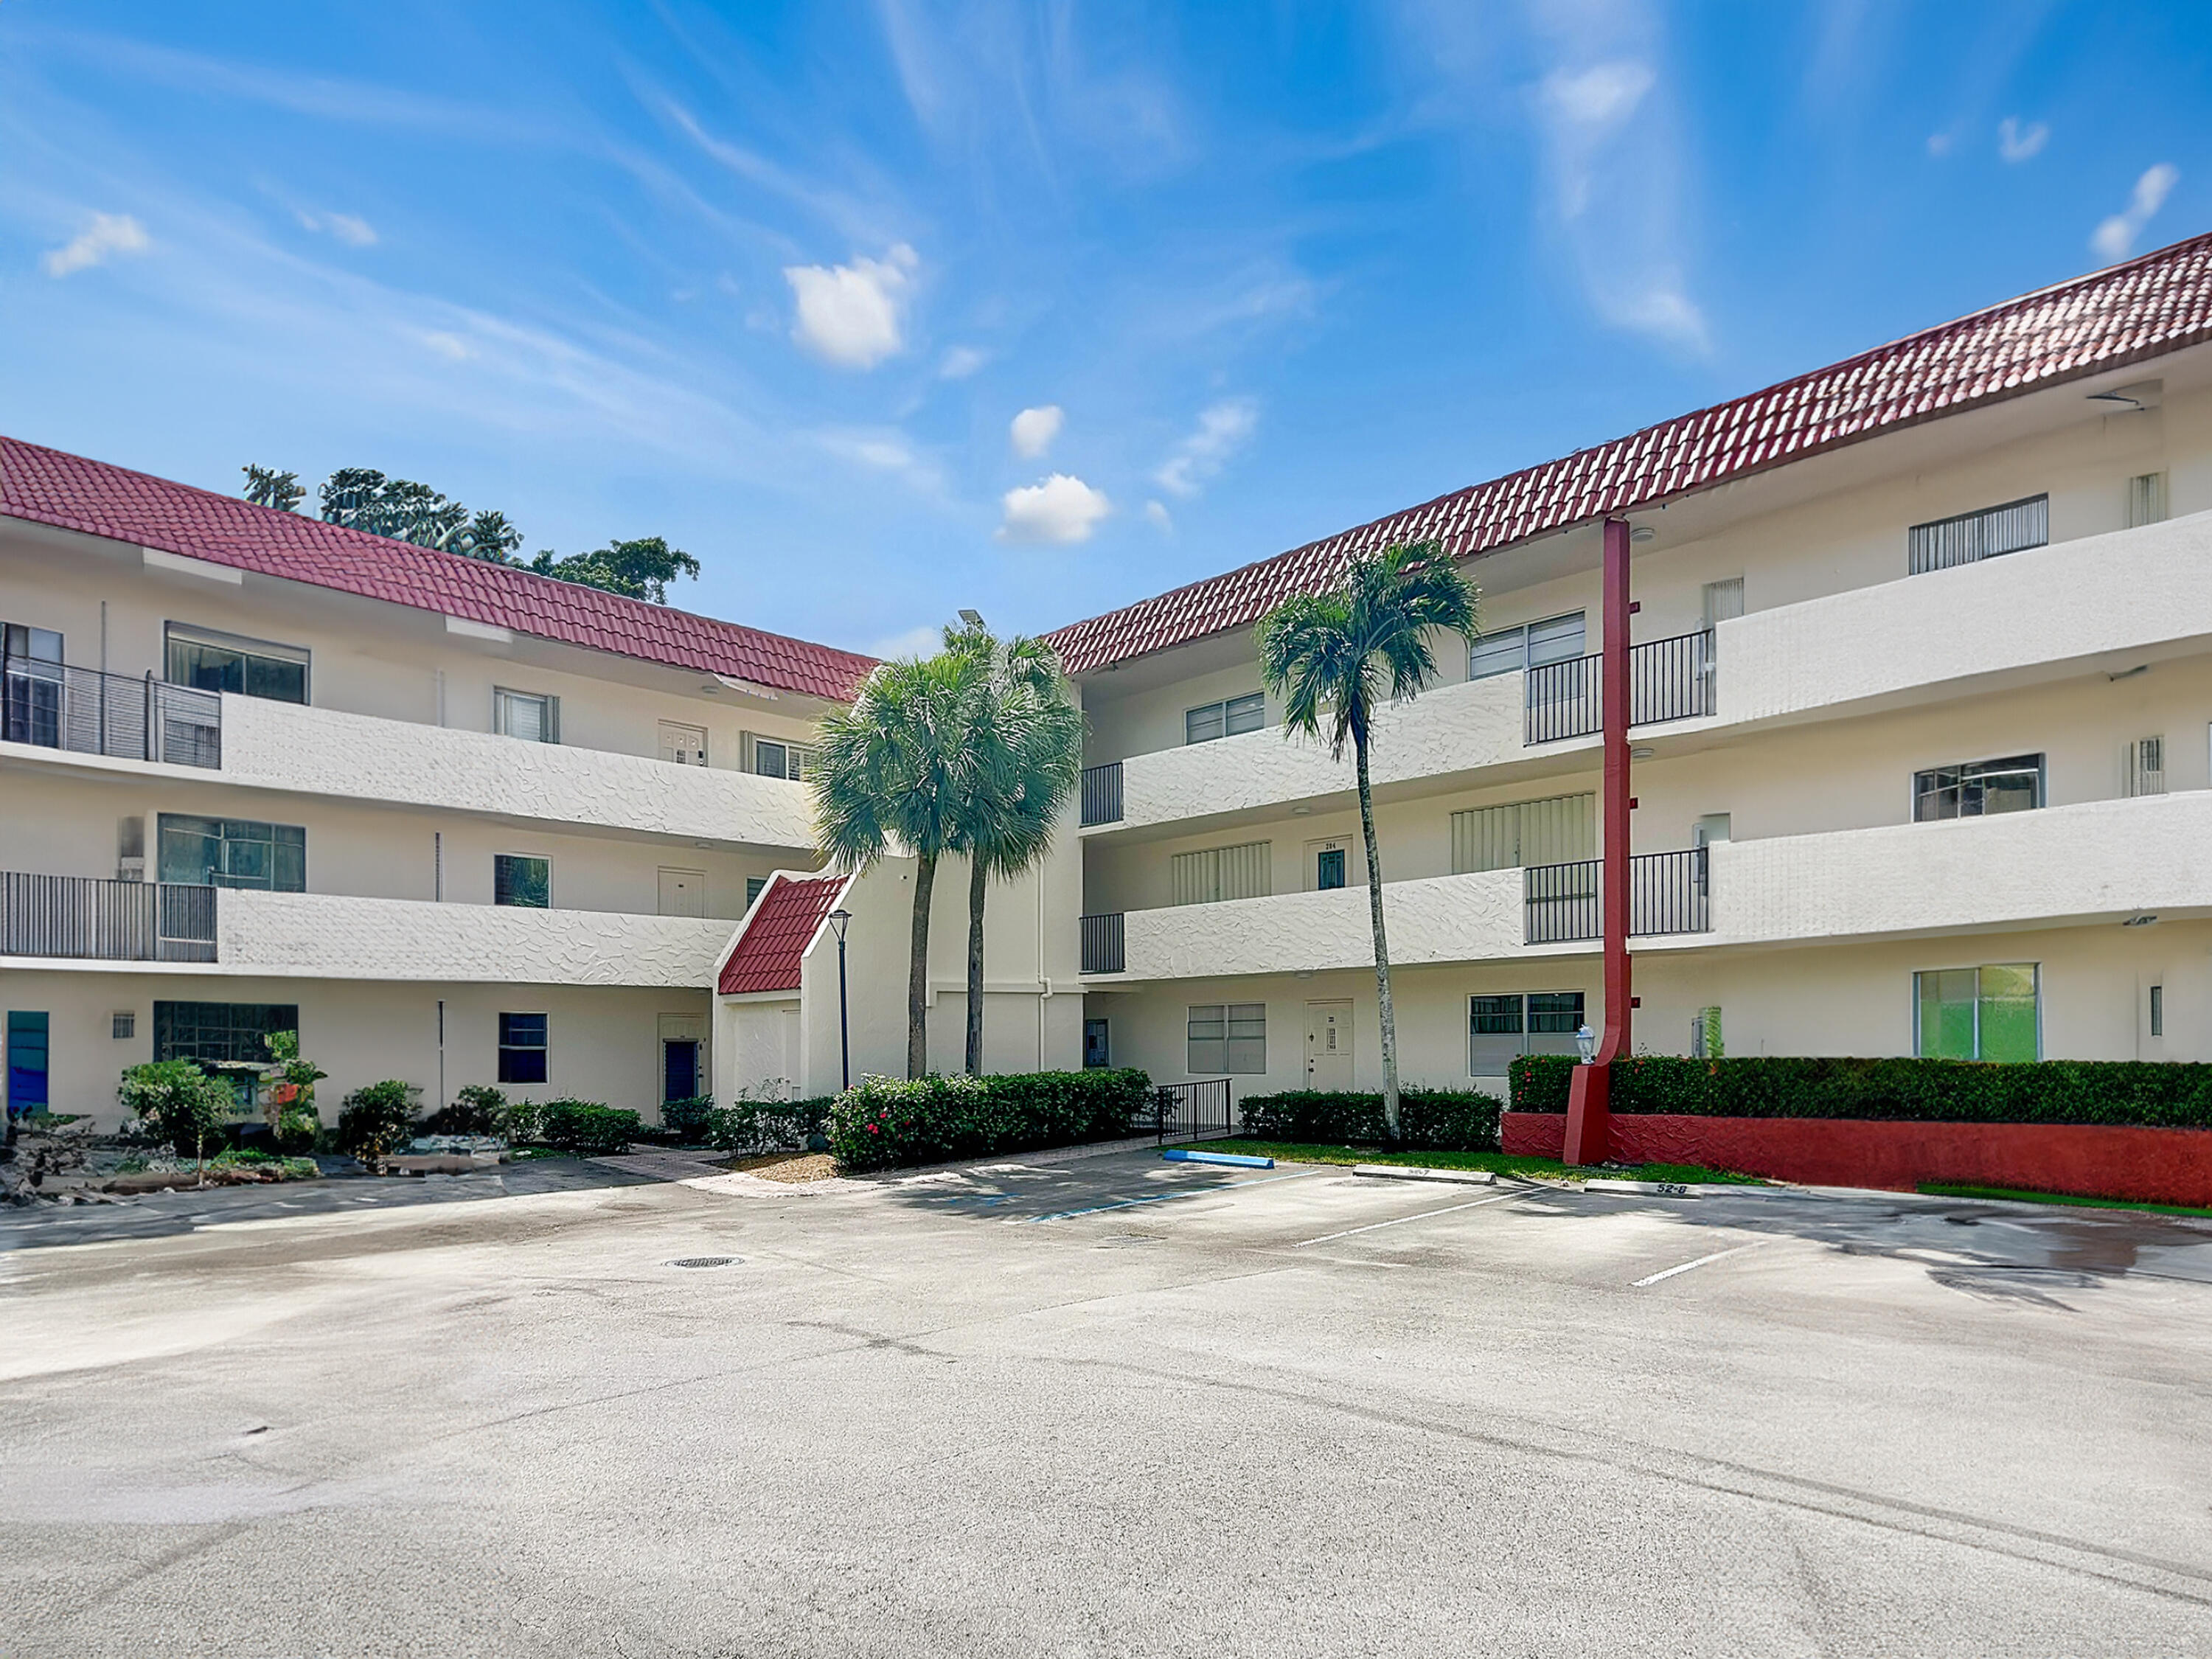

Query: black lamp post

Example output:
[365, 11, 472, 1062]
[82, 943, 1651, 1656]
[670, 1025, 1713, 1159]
[828, 908, 853, 1091]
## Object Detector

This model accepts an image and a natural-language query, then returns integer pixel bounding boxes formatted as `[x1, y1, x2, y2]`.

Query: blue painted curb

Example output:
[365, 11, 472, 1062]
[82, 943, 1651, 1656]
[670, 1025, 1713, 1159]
[1162, 1149, 1273, 1169]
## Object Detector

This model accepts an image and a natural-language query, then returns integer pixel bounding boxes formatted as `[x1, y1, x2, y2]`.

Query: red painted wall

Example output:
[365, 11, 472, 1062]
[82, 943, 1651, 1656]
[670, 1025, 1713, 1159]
[1500, 1112, 2212, 1208]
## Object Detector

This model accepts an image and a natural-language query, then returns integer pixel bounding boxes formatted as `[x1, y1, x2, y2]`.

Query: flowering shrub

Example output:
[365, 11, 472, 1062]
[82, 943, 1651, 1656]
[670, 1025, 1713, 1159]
[828, 1068, 1152, 1173]
[706, 1096, 835, 1154]
[1237, 1089, 1501, 1150]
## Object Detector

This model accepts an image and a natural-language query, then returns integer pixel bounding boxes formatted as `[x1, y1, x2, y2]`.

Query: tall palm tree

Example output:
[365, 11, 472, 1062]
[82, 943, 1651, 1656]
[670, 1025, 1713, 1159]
[813, 647, 988, 1079]
[944, 623, 1085, 1075]
[1256, 540, 1481, 1135]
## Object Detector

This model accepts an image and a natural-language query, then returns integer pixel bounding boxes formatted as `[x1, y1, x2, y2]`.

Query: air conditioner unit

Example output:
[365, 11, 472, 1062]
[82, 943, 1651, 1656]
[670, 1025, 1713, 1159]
[116, 857, 145, 883]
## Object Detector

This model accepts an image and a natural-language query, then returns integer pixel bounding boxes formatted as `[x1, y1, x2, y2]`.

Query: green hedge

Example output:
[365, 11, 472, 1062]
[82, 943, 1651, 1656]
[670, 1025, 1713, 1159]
[707, 1096, 835, 1154]
[1509, 1054, 2212, 1130]
[535, 1099, 642, 1155]
[1237, 1089, 1503, 1151]
[830, 1069, 1152, 1172]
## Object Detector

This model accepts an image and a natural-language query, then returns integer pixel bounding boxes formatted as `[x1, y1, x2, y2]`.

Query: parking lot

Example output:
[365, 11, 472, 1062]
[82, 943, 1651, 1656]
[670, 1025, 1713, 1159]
[4, 1147, 2211, 1657]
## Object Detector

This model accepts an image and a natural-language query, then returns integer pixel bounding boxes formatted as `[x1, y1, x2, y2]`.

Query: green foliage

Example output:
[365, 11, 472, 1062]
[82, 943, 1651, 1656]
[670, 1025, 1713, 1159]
[528, 536, 700, 603]
[658, 1094, 716, 1142]
[337, 1080, 420, 1166]
[1237, 1089, 1502, 1151]
[422, 1083, 509, 1137]
[118, 1060, 234, 1155]
[706, 1096, 835, 1154]
[1256, 539, 1481, 764]
[242, 464, 304, 512]
[532, 1099, 641, 1155]
[829, 1069, 1153, 1173]
[1509, 1054, 2212, 1129]
[260, 1029, 327, 1151]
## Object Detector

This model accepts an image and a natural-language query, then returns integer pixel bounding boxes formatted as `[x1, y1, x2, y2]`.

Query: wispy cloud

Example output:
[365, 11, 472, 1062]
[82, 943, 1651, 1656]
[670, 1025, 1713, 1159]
[784, 245, 919, 369]
[814, 425, 946, 495]
[41, 212, 149, 276]
[939, 344, 988, 379]
[998, 473, 1109, 543]
[869, 622, 945, 660]
[1009, 404, 1062, 459]
[2092, 164, 2179, 262]
[1997, 116, 2048, 163]
[1144, 499, 1172, 533]
[296, 209, 378, 247]
[1153, 398, 1258, 498]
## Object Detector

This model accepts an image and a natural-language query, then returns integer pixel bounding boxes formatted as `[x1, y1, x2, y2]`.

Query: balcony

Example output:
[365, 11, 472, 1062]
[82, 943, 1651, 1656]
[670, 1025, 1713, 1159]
[1080, 762, 1124, 827]
[215, 889, 734, 987]
[1079, 911, 1125, 974]
[1, 651, 221, 768]
[218, 696, 818, 849]
[1523, 630, 1715, 745]
[0, 873, 218, 962]
[1523, 848, 1711, 944]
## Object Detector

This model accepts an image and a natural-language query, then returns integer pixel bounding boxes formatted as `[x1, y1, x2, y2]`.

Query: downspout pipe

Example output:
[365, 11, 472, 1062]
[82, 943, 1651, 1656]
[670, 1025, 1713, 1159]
[1563, 515, 1634, 1166]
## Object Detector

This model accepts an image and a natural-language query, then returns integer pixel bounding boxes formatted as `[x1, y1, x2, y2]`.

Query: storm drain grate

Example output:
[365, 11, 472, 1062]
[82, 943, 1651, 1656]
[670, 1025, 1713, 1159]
[666, 1255, 742, 1269]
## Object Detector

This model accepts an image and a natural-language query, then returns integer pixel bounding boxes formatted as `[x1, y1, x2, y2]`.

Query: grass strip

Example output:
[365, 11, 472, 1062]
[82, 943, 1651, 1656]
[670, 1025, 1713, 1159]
[1919, 1182, 2212, 1219]
[1183, 1140, 1766, 1185]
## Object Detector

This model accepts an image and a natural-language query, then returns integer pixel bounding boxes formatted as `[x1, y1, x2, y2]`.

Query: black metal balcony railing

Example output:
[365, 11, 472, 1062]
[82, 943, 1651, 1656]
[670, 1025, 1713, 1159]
[1523, 847, 1711, 945]
[1141, 1077, 1236, 1142]
[1079, 911, 1126, 974]
[1080, 761, 1124, 827]
[1523, 630, 1717, 745]
[0, 873, 219, 962]
[1, 650, 223, 768]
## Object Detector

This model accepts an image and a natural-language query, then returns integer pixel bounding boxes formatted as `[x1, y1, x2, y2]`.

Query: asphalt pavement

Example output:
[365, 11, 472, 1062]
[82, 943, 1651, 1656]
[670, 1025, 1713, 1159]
[3, 1148, 2209, 1657]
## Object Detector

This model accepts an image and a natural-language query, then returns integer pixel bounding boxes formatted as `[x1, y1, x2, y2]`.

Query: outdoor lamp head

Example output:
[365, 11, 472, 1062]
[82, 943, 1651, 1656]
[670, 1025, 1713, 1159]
[828, 908, 852, 942]
[1576, 1023, 1596, 1064]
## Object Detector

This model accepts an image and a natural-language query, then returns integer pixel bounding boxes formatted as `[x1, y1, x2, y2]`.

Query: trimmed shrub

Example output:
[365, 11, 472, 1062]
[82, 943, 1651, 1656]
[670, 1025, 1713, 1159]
[1509, 1054, 2212, 1130]
[830, 1069, 1152, 1173]
[706, 1096, 836, 1155]
[1237, 1089, 1502, 1151]
[422, 1083, 508, 1138]
[337, 1080, 420, 1168]
[535, 1099, 641, 1155]
[118, 1060, 235, 1157]
[659, 1094, 716, 1143]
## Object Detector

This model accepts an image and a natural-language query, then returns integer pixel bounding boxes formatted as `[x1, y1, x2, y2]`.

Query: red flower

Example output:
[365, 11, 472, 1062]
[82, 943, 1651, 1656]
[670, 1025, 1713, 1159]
[866, 1123, 879, 1134]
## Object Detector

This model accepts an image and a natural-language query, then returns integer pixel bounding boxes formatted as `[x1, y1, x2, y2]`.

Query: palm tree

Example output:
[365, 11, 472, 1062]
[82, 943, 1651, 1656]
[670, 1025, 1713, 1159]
[944, 623, 1085, 1075]
[813, 647, 988, 1079]
[1256, 540, 1481, 1136]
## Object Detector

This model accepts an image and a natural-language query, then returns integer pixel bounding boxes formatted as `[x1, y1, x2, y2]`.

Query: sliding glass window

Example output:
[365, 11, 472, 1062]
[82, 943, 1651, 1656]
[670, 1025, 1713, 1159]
[165, 625, 309, 704]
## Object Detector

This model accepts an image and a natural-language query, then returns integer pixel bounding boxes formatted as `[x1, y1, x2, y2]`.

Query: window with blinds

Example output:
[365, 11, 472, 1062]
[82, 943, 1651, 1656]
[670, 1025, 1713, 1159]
[2124, 736, 2166, 797]
[1188, 1004, 1267, 1074]
[1171, 841, 1271, 905]
[1451, 793, 1596, 874]
[1907, 495, 2048, 574]
[1186, 692, 1265, 745]
[2127, 472, 2168, 529]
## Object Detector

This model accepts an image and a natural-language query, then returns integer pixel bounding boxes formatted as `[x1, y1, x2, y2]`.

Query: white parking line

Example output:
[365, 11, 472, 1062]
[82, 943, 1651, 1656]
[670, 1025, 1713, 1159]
[1632, 1238, 1775, 1287]
[1293, 1189, 1522, 1248]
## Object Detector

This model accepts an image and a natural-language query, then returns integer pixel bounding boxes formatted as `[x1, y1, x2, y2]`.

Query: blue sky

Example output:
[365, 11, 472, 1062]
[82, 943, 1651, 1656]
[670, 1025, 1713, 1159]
[2, 2, 2205, 657]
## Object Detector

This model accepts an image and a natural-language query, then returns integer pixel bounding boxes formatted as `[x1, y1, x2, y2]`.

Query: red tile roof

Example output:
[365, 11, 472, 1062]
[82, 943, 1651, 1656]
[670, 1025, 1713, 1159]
[0, 436, 877, 703]
[1046, 232, 2212, 675]
[717, 872, 850, 995]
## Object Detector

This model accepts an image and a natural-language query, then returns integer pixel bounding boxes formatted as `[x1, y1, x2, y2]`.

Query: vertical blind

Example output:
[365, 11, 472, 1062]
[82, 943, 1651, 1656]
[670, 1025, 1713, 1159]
[1171, 841, 1271, 905]
[1450, 793, 1595, 874]
[1907, 494, 2048, 574]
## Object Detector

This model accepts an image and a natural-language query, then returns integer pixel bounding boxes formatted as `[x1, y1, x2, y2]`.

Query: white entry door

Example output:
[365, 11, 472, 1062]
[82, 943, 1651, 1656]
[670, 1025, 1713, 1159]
[658, 867, 707, 917]
[1305, 1001, 1354, 1091]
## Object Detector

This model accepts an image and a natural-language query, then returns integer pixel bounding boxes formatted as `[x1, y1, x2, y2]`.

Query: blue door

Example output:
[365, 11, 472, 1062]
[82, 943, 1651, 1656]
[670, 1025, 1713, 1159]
[662, 1040, 700, 1102]
[7, 1012, 49, 1118]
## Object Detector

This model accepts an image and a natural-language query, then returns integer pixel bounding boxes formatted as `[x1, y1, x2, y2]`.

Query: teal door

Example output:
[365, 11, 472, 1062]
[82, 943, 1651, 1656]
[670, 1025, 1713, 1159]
[7, 1011, 49, 1118]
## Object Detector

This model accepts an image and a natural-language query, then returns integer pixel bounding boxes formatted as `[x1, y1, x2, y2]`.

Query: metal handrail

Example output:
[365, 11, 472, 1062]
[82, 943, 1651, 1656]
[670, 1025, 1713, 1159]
[0, 873, 219, 961]
[1079, 912, 1125, 975]
[1, 647, 222, 768]
[1522, 630, 1717, 745]
[1080, 761, 1124, 827]
[1523, 847, 1710, 943]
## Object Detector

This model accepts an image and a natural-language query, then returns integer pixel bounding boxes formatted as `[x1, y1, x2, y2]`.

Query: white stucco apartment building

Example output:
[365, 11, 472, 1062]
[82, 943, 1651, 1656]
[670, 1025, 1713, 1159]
[8, 234, 2212, 1124]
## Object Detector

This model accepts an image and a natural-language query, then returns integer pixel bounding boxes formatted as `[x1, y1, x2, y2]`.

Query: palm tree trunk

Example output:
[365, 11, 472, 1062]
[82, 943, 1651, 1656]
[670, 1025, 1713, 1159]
[908, 851, 937, 1079]
[1354, 731, 1401, 1137]
[964, 855, 987, 1075]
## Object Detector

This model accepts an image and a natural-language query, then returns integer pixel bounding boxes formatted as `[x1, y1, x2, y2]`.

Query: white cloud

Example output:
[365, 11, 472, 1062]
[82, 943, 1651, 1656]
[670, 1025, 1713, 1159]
[419, 330, 473, 361]
[1926, 129, 1957, 159]
[783, 244, 918, 369]
[1997, 117, 2048, 164]
[1009, 404, 1064, 459]
[1144, 499, 1173, 533]
[939, 344, 988, 379]
[815, 427, 945, 495]
[1153, 397, 1258, 498]
[297, 209, 378, 247]
[2093, 164, 2180, 262]
[41, 212, 150, 277]
[998, 473, 1110, 544]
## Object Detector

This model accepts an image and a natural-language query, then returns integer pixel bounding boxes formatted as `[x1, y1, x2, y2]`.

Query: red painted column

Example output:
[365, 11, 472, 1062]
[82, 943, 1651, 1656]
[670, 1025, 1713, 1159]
[1562, 516, 1633, 1166]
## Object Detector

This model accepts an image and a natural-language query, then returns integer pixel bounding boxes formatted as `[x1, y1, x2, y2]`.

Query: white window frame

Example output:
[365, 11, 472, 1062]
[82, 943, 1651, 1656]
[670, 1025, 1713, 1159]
[744, 731, 818, 780]
[1184, 692, 1266, 745]
[493, 852, 552, 908]
[1470, 612, 1586, 680]
[164, 622, 312, 705]
[1910, 754, 2045, 821]
[493, 687, 560, 744]
[1188, 1003, 1266, 1074]
[1467, 990, 1586, 1076]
